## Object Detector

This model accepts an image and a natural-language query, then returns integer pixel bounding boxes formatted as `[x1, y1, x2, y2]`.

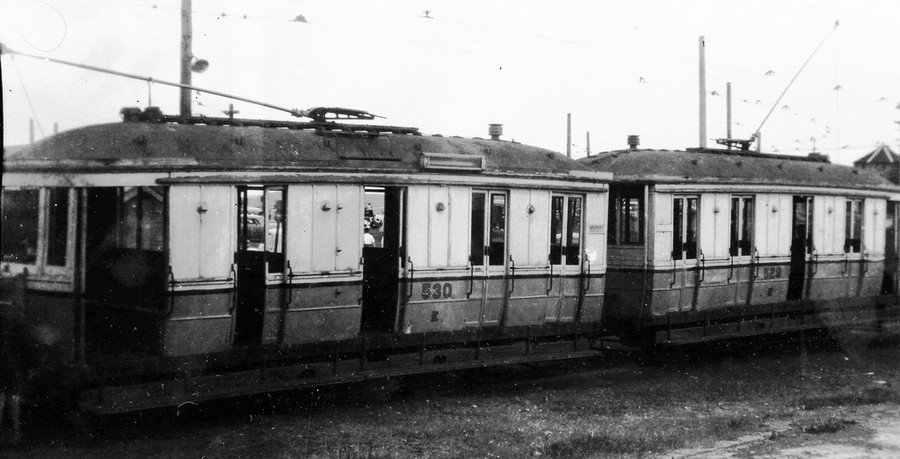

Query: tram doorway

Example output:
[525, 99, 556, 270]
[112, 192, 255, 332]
[234, 187, 279, 346]
[361, 187, 404, 333]
[788, 196, 814, 301]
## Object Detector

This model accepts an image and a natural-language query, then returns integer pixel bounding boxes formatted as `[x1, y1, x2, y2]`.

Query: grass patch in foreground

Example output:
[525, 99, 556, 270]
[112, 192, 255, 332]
[795, 386, 899, 410]
[544, 413, 757, 458]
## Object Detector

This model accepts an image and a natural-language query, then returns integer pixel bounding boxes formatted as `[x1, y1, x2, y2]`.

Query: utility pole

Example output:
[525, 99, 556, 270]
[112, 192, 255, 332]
[566, 113, 572, 158]
[698, 36, 707, 149]
[586, 131, 591, 157]
[180, 0, 193, 116]
[726, 82, 732, 150]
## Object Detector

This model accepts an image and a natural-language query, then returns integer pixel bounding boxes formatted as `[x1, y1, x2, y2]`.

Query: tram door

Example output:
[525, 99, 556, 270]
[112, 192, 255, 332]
[547, 194, 584, 322]
[234, 187, 267, 346]
[788, 196, 814, 301]
[467, 191, 508, 326]
[361, 187, 404, 333]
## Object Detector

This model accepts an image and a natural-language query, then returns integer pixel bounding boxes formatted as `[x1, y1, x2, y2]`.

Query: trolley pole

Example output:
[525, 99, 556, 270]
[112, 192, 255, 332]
[180, 0, 193, 116]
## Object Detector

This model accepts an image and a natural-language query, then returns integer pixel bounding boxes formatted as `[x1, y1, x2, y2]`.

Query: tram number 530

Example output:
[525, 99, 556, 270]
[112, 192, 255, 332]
[421, 283, 453, 300]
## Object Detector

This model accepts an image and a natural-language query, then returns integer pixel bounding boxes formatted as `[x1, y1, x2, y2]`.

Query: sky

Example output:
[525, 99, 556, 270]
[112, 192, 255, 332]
[1, 0, 898, 165]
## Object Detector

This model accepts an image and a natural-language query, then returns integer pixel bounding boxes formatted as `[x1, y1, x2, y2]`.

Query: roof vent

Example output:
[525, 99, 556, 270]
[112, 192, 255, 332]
[627, 135, 640, 150]
[489, 124, 503, 141]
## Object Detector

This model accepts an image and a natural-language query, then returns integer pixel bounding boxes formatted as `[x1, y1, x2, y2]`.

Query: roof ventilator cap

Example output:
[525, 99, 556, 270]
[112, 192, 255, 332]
[489, 124, 503, 141]
[627, 135, 640, 150]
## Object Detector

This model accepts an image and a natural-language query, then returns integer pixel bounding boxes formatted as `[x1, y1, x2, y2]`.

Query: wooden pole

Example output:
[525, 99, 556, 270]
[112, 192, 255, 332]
[180, 0, 192, 116]
[726, 82, 732, 150]
[586, 131, 591, 157]
[566, 113, 572, 158]
[699, 36, 707, 148]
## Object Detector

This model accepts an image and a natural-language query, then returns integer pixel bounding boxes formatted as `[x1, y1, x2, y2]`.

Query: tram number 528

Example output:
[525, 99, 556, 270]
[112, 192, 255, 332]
[421, 283, 453, 300]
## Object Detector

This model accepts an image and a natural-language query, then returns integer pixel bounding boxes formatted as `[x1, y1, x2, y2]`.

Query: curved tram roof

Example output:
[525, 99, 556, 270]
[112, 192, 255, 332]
[581, 147, 898, 193]
[4, 108, 607, 185]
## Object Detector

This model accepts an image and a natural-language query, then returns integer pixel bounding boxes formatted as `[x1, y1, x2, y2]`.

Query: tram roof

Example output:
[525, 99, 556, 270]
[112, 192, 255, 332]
[4, 115, 607, 182]
[580, 148, 898, 192]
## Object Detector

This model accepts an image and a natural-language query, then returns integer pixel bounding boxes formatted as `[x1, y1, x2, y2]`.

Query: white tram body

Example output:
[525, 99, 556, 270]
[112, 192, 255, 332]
[0, 108, 609, 411]
[582, 146, 900, 344]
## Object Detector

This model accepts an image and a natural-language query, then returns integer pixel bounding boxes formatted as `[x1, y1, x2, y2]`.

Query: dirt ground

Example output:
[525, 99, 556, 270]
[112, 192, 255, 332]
[3, 331, 900, 458]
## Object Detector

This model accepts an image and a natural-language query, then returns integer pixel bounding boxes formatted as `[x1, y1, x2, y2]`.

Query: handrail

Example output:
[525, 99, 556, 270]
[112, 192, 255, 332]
[229, 264, 237, 314]
[467, 258, 475, 298]
[699, 251, 706, 283]
[727, 255, 734, 282]
[842, 252, 849, 275]
[508, 255, 516, 295]
[546, 255, 554, 295]
[670, 255, 677, 288]
[753, 248, 760, 279]
[811, 246, 818, 275]
[167, 265, 176, 316]
[583, 256, 591, 292]
[863, 250, 869, 273]
[286, 261, 293, 307]
[406, 257, 414, 300]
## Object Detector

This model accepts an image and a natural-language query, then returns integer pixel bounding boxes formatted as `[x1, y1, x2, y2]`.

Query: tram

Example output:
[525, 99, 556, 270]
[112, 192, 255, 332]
[1, 107, 610, 413]
[581, 138, 900, 345]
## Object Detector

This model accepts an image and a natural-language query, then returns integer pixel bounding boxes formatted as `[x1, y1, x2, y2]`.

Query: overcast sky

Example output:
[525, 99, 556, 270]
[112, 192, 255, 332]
[2, 0, 898, 165]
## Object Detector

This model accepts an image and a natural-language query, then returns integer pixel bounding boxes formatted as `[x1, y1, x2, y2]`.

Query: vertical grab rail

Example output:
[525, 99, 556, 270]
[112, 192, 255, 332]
[406, 257, 414, 300]
[863, 250, 869, 274]
[286, 261, 293, 307]
[546, 255, 554, 295]
[670, 255, 677, 288]
[167, 266, 176, 316]
[699, 251, 706, 283]
[583, 256, 592, 292]
[811, 246, 818, 275]
[467, 258, 474, 298]
[508, 255, 516, 295]
[228, 264, 237, 314]
[727, 255, 734, 282]
[842, 252, 849, 275]
[753, 248, 760, 279]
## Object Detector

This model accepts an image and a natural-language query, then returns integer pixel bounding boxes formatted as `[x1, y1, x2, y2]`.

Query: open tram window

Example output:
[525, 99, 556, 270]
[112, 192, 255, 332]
[845, 199, 863, 253]
[673, 196, 699, 260]
[1, 189, 40, 264]
[729, 196, 754, 257]
[85, 187, 167, 304]
[607, 185, 643, 245]
[237, 186, 285, 273]
[470, 191, 507, 267]
[550, 195, 584, 265]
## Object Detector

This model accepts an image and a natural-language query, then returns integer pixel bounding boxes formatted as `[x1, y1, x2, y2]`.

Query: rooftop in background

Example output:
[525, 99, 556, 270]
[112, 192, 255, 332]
[853, 143, 900, 185]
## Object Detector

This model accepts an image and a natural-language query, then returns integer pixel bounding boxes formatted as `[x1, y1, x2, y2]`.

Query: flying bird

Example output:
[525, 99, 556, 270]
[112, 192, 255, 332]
[765, 70, 775, 76]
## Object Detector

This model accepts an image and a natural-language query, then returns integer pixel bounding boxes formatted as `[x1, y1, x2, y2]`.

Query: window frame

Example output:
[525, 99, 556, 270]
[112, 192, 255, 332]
[729, 195, 755, 257]
[550, 193, 584, 266]
[672, 195, 699, 261]
[607, 185, 644, 246]
[470, 189, 508, 269]
[0, 187, 76, 276]
[844, 198, 863, 254]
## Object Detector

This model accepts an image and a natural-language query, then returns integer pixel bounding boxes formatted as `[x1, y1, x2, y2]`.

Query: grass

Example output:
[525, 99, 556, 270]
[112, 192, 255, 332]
[9, 338, 900, 458]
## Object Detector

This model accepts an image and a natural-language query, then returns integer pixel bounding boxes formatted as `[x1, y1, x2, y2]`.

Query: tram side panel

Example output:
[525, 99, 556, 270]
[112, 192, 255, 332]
[165, 185, 236, 356]
[271, 184, 363, 345]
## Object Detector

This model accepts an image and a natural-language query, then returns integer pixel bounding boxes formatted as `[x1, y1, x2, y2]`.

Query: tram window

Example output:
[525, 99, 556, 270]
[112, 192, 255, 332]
[673, 196, 698, 260]
[845, 199, 862, 253]
[46, 188, 70, 266]
[729, 196, 754, 257]
[120, 187, 165, 251]
[237, 187, 285, 273]
[1, 189, 39, 264]
[551, 196, 564, 264]
[470, 192, 486, 265]
[550, 195, 583, 265]
[608, 186, 643, 245]
[489, 194, 507, 266]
